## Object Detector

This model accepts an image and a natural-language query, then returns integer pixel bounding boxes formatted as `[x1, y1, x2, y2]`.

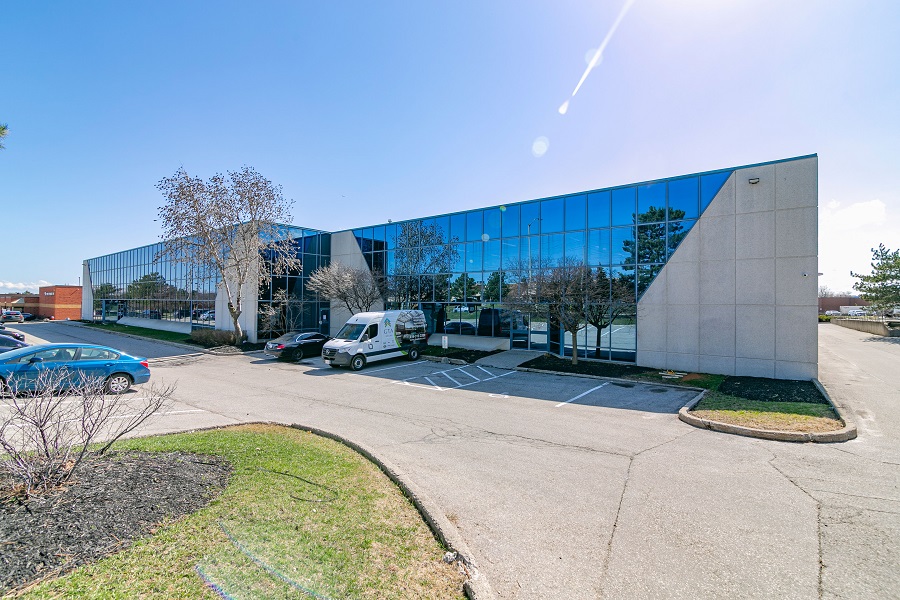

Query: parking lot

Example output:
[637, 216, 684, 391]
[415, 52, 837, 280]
[4, 321, 900, 599]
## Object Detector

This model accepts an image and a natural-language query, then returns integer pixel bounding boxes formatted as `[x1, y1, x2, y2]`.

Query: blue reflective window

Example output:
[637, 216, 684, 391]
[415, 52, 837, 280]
[484, 208, 501, 241]
[637, 223, 668, 264]
[524, 235, 540, 263]
[611, 226, 635, 265]
[385, 224, 396, 249]
[386, 250, 395, 274]
[501, 204, 519, 238]
[541, 234, 564, 263]
[637, 183, 666, 218]
[541, 198, 564, 233]
[611, 187, 636, 226]
[451, 243, 465, 272]
[520, 202, 541, 236]
[667, 177, 699, 220]
[450, 214, 466, 242]
[701, 171, 731, 212]
[372, 225, 385, 244]
[466, 211, 483, 242]
[588, 229, 611, 266]
[589, 191, 611, 228]
[668, 220, 695, 258]
[465, 241, 482, 271]
[565, 232, 585, 261]
[565, 195, 586, 231]
[483, 240, 501, 271]
[433, 216, 450, 243]
[501, 237, 520, 267]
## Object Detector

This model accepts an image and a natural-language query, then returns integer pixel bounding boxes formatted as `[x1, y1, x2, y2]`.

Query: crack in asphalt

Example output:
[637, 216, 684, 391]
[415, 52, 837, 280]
[767, 454, 825, 600]
[824, 445, 900, 467]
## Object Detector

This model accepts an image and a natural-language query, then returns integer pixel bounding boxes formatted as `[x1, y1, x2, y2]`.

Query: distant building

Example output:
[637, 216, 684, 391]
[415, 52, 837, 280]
[0, 292, 39, 315]
[818, 296, 868, 314]
[38, 285, 82, 320]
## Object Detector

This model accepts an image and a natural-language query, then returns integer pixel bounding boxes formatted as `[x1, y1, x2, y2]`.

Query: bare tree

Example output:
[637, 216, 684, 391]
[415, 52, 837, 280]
[156, 167, 302, 341]
[307, 262, 384, 315]
[258, 288, 306, 338]
[0, 370, 174, 497]
[584, 267, 635, 358]
[818, 285, 836, 298]
[505, 258, 612, 364]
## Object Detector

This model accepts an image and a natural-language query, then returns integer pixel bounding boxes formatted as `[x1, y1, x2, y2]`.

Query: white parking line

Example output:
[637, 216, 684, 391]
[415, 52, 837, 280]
[392, 367, 516, 392]
[555, 382, 609, 407]
[475, 365, 495, 377]
[359, 362, 423, 374]
[442, 372, 463, 386]
[456, 368, 481, 381]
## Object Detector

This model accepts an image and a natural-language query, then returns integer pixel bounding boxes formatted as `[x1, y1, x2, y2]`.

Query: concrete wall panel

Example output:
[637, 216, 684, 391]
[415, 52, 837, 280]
[700, 261, 735, 305]
[776, 157, 817, 210]
[735, 357, 776, 379]
[699, 215, 736, 262]
[699, 304, 736, 357]
[735, 164, 775, 213]
[735, 305, 775, 359]
[735, 211, 775, 259]
[735, 259, 776, 305]
[775, 207, 818, 258]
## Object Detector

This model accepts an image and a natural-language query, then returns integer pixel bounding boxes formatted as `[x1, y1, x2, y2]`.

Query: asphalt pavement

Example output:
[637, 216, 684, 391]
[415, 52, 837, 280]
[6, 321, 899, 599]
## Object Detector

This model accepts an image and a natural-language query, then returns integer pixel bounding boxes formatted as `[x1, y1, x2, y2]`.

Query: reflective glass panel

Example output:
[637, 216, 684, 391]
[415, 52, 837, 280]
[450, 213, 466, 242]
[667, 177, 699, 220]
[588, 229, 611, 266]
[565, 194, 586, 231]
[541, 198, 564, 233]
[465, 242, 482, 272]
[541, 234, 564, 263]
[637, 183, 666, 217]
[587, 191, 610, 228]
[433, 216, 450, 243]
[501, 204, 519, 238]
[637, 222, 668, 264]
[611, 226, 635, 265]
[484, 208, 501, 241]
[611, 187, 636, 226]
[520, 202, 541, 236]
[483, 240, 501, 271]
[501, 237, 520, 268]
[667, 220, 695, 257]
[565, 232, 585, 262]
[466, 211, 483, 242]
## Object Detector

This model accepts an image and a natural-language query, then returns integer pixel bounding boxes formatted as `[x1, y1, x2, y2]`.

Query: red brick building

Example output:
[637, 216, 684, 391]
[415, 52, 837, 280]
[818, 296, 869, 314]
[37, 285, 82, 320]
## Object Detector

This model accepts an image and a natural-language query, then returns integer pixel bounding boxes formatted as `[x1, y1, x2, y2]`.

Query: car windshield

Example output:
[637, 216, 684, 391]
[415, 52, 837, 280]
[334, 323, 366, 341]
[273, 332, 303, 343]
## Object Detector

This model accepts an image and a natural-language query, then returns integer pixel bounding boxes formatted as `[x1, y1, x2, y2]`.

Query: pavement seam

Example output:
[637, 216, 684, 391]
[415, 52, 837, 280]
[597, 455, 632, 600]
[766, 455, 825, 600]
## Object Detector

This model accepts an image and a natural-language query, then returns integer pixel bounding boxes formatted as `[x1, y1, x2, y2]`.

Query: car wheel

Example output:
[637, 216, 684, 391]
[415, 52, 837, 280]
[294, 348, 305, 361]
[350, 354, 366, 371]
[105, 373, 133, 394]
[407, 346, 420, 361]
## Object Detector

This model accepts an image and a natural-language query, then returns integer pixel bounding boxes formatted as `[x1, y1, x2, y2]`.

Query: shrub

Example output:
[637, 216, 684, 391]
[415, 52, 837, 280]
[190, 328, 243, 347]
[818, 315, 832, 322]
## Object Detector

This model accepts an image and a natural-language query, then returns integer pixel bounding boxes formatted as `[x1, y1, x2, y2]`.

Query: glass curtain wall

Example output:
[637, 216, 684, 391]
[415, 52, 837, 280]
[349, 170, 732, 362]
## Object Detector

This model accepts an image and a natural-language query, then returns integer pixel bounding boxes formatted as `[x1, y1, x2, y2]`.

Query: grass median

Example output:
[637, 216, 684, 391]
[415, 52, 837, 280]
[18, 424, 465, 599]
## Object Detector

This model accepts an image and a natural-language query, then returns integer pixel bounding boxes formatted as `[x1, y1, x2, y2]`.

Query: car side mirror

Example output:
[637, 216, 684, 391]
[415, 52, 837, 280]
[29, 356, 43, 364]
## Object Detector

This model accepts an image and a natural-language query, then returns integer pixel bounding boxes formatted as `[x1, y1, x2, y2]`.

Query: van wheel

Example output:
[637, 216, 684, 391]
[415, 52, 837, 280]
[350, 354, 366, 371]
[407, 346, 420, 361]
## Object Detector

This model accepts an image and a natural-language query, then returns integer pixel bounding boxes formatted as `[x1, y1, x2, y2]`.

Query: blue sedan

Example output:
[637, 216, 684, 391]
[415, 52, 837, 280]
[0, 343, 151, 395]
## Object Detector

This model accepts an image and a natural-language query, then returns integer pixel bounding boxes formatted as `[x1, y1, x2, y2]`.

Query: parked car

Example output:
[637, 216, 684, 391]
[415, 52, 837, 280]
[0, 326, 26, 342]
[824, 310, 841, 316]
[0, 343, 150, 394]
[198, 310, 215, 321]
[0, 336, 29, 352]
[1, 311, 24, 323]
[847, 309, 866, 317]
[21, 313, 36, 321]
[444, 321, 477, 335]
[264, 332, 331, 361]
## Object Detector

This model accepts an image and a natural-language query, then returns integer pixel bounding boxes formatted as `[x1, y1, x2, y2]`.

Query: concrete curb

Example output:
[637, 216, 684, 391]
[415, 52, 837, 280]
[128, 420, 492, 599]
[288, 423, 494, 600]
[514, 366, 707, 393]
[677, 382, 858, 443]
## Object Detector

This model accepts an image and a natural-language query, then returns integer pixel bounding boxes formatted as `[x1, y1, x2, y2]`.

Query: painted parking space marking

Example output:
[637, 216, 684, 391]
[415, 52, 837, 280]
[555, 382, 609, 407]
[393, 365, 516, 392]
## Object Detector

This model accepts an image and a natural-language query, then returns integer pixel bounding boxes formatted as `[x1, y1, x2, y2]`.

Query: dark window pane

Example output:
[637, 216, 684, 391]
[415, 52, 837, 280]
[637, 183, 666, 217]
[701, 171, 732, 212]
[484, 208, 501, 241]
[667, 177, 699, 220]
[565, 194, 586, 231]
[466, 211, 483, 242]
[611, 226, 635, 265]
[588, 229, 611, 266]
[541, 198, 564, 233]
[588, 191, 610, 228]
[520, 202, 541, 236]
[501, 204, 519, 238]
[611, 187, 636, 226]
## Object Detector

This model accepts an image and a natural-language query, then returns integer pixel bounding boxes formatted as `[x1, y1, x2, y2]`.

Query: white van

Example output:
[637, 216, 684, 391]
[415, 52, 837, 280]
[322, 310, 427, 370]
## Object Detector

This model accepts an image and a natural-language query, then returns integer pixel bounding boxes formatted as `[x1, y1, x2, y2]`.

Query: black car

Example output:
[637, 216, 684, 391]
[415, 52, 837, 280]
[0, 335, 29, 352]
[264, 332, 331, 361]
[0, 326, 25, 342]
[444, 321, 477, 335]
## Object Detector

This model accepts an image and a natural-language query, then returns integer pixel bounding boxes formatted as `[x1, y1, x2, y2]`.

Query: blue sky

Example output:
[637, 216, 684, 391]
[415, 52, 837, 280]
[1, 0, 898, 294]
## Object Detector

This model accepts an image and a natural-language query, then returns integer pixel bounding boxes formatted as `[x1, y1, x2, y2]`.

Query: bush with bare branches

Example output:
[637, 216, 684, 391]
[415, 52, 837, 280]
[0, 369, 173, 497]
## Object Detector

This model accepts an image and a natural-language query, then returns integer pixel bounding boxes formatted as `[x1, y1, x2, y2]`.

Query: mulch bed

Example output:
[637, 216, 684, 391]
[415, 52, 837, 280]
[0, 452, 231, 594]
[519, 354, 657, 378]
[717, 376, 827, 404]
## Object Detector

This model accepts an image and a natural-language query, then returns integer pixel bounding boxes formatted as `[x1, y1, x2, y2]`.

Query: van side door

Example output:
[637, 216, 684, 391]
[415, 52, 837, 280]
[364, 323, 378, 353]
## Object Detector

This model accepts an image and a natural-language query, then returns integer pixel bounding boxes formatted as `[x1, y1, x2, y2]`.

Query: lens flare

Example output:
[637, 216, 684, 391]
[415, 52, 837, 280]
[532, 136, 550, 157]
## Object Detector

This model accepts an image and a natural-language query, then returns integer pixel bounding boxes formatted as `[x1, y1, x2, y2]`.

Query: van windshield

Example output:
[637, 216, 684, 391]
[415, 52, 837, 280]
[335, 323, 366, 341]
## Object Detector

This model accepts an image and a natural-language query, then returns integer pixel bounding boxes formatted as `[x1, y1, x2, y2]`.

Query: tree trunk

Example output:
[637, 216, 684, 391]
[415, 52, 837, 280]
[569, 328, 579, 364]
[228, 301, 243, 344]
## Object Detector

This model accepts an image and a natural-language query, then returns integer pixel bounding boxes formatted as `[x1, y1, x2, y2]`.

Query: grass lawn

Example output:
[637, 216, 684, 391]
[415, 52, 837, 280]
[84, 322, 195, 345]
[21, 424, 465, 599]
[692, 393, 843, 433]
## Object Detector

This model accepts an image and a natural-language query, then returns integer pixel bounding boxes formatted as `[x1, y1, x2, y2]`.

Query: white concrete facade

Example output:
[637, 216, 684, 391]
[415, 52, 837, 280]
[636, 156, 818, 380]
